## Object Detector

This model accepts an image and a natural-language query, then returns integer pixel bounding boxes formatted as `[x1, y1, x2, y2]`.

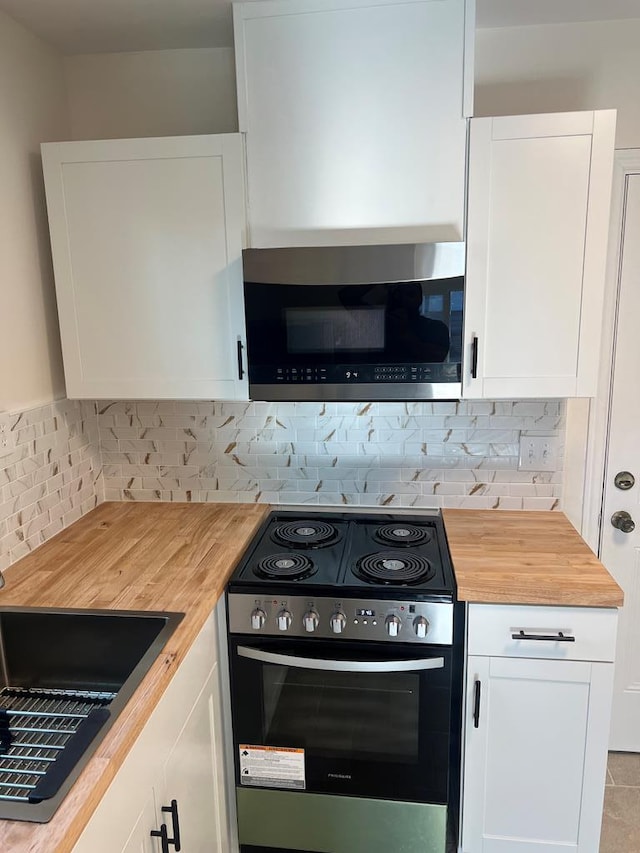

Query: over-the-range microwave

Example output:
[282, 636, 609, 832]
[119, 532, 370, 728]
[242, 242, 464, 402]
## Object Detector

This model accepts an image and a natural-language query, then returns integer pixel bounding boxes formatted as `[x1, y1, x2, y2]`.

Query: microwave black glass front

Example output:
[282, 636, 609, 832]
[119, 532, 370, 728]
[242, 243, 464, 401]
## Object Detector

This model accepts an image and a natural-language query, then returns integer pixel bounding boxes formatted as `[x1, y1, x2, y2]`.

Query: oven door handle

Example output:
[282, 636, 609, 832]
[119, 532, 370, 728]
[237, 646, 445, 673]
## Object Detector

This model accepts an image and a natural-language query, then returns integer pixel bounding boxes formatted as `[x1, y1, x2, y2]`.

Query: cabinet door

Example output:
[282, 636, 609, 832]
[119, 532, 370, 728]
[122, 792, 158, 853]
[156, 666, 228, 851]
[461, 655, 613, 853]
[41, 134, 248, 400]
[234, 0, 473, 248]
[464, 111, 616, 399]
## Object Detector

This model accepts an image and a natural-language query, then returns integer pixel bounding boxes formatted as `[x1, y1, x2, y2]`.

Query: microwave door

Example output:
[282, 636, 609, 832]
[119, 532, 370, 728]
[243, 279, 463, 402]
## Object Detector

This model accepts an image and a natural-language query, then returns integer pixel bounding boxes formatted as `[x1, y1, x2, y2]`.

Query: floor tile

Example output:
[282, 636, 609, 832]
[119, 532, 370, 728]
[608, 752, 640, 787]
[600, 786, 640, 853]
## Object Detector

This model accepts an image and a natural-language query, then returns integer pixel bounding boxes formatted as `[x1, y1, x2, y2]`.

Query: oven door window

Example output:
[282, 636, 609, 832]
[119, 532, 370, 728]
[230, 640, 453, 803]
[264, 666, 419, 761]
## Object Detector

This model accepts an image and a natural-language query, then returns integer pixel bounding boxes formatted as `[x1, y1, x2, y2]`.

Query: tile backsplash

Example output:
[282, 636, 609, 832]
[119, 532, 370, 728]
[0, 400, 103, 572]
[0, 397, 565, 572]
[96, 399, 564, 511]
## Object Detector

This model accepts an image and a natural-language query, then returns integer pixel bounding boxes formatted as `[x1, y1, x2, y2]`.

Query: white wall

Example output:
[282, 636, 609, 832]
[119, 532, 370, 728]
[64, 48, 238, 140]
[475, 18, 640, 148]
[0, 10, 70, 411]
[61, 20, 640, 147]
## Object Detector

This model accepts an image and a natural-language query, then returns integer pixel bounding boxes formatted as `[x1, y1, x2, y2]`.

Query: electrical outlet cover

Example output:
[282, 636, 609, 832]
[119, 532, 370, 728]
[518, 435, 558, 471]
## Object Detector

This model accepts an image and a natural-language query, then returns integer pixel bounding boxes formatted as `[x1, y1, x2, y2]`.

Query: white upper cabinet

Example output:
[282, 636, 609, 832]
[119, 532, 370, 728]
[41, 134, 249, 400]
[464, 110, 616, 399]
[234, 0, 474, 248]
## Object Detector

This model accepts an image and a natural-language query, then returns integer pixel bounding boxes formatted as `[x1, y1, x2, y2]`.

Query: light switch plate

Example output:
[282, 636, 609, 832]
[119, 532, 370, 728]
[0, 413, 15, 459]
[518, 435, 558, 471]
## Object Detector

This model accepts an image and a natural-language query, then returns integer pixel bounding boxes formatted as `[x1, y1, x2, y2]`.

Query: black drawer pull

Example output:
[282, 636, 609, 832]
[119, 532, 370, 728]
[473, 679, 481, 729]
[512, 630, 576, 642]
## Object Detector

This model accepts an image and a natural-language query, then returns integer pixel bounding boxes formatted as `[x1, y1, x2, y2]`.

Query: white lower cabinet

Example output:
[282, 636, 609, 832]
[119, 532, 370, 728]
[73, 611, 229, 853]
[461, 605, 617, 853]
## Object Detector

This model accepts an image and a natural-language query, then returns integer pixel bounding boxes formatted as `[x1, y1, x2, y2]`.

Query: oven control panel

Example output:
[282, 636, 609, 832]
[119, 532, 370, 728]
[227, 594, 453, 646]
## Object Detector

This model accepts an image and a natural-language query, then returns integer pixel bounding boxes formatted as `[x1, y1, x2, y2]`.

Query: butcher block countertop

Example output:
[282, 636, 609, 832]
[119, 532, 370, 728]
[443, 509, 623, 607]
[0, 502, 623, 850]
[0, 501, 270, 853]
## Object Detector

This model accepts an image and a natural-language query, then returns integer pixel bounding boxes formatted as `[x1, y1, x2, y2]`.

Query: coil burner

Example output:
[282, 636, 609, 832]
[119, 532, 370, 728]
[372, 524, 432, 547]
[270, 520, 341, 549]
[255, 554, 316, 581]
[354, 552, 434, 585]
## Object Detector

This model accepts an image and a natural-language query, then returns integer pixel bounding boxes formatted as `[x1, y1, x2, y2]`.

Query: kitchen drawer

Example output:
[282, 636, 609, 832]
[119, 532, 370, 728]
[467, 604, 617, 662]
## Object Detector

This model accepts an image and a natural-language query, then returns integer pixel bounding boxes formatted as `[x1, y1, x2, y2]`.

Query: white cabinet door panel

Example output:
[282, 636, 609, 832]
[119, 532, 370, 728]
[482, 135, 590, 382]
[464, 110, 616, 399]
[235, 0, 471, 247]
[122, 792, 158, 853]
[157, 667, 225, 851]
[42, 135, 248, 400]
[462, 654, 614, 853]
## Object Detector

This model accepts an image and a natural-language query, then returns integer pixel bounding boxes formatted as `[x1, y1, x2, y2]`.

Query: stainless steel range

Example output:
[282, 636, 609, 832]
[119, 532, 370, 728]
[226, 510, 464, 853]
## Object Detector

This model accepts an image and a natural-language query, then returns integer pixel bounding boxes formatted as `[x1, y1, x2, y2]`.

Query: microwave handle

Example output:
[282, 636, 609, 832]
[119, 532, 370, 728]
[237, 645, 445, 673]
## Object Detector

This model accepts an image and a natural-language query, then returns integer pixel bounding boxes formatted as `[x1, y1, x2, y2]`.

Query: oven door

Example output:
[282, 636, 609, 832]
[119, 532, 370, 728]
[228, 637, 454, 804]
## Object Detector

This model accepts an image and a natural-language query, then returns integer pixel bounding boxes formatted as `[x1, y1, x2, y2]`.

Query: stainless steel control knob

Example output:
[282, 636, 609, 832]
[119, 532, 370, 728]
[385, 614, 402, 638]
[303, 610, 320, 633]
[413, 615, 429, 639]
[250, 608, 266, 630]
[277, 610, 292, 631]
[330, 612, 347, 634]
[611, 510, 635, 533]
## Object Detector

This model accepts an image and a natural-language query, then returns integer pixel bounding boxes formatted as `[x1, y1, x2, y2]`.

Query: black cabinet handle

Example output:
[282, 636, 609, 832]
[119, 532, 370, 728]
[237, 339, 245, 380]
[511, 630, 576, 642]
[473, 679, 481, 729]
[162, 799, 182, 851]
[471, 336, 479, 379]
[151, 823, 170, 853]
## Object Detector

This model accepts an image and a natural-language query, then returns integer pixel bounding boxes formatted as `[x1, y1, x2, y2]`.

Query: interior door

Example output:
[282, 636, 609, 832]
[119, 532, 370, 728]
[601, 171, 640, 751]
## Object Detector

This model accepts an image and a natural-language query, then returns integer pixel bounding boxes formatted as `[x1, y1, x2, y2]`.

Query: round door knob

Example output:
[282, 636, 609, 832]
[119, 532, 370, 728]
[611, 510, 635, 533]
[277, 609, 292, 631]
[385, 614, 402, 638]
[330, 612, 347, 634]
[250, 608, 266, 630]
[413, 615, 429, 639]
[303, 610, 319, 633]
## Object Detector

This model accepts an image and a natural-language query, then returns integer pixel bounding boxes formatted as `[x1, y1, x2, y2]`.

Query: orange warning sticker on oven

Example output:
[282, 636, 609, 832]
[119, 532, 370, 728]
[239, 745, 305, 789]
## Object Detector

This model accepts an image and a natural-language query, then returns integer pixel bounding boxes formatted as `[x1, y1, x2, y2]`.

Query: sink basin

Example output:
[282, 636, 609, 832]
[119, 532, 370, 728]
[0, 606, 184, 823]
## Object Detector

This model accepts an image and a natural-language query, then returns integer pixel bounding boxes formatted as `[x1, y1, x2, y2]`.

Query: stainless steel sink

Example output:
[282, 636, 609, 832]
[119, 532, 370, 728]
[0, 606, 184, 822]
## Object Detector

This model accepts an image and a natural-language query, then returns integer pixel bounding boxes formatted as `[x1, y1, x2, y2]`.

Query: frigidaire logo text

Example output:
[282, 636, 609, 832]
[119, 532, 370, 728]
[327, 773, 352, 780]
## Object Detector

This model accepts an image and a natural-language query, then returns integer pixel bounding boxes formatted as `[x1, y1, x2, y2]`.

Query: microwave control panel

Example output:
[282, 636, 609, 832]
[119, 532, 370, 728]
[251, 363, 460, 385]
